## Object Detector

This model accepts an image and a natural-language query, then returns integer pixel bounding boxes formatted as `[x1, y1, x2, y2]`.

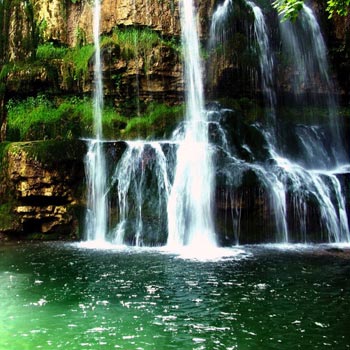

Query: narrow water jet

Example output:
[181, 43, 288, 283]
[84, 0, 108, 242]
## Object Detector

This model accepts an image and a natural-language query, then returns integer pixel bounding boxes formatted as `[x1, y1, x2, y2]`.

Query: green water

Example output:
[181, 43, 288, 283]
[0, 243, 349, 350]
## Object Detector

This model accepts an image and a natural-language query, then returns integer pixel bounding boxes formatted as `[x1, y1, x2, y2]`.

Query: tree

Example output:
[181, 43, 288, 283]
[326, 0, 350, 17]
[273, 0, 350, 21]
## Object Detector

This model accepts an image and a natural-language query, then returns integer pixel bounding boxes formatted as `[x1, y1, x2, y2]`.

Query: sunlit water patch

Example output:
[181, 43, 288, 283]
[0, 242, 350, 349]
[74, 241, 249, 262]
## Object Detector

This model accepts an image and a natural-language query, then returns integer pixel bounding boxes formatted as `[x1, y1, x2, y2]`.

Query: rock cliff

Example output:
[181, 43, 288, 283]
[0, 140, 86, 239]
[0, 0, 186, 121]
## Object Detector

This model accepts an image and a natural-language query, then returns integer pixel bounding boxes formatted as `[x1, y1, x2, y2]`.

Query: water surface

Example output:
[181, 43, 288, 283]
[0, 243, 349, 349]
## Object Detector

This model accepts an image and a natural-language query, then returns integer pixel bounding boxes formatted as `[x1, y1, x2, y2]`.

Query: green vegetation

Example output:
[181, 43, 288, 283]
[1, 41, 94, 90]
[62, 44, 95, 84]
[272, 0, 304, 22]
[1, 25, 180, 96]
[0, 61, 48, 85]
[6, 95, 101, 140]
[0, 202, 17, 231]
[327, 0, 350, 16]
[36, 43, 68, 61]
[273, 0, 350, 21]
[101, 28, 159, 59]
[101, 27, 180, 72]
[5, 94, 183, 141]
[7, 139, 86, 167]
[0, 142, 10, 176]
[122, 103, 184, 139]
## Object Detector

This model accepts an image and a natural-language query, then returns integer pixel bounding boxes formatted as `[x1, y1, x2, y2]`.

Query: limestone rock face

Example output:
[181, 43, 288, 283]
[0, 141, 86, 238]
[8, 148, 72, 201]
[7, 2, 35, 61]
[105, 45, 184, 106]
[3, 0, 186, 107]
[31, 0, 214, 45]
[33, 0, 67, 43]
[35, 0, 181, 47]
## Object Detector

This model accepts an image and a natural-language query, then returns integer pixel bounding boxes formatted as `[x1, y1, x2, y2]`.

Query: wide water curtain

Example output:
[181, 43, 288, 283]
[204, 0, 350, 244]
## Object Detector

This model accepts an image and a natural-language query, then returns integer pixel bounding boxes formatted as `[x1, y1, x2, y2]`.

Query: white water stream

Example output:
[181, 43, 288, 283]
[84, 0, 108, 242]
[166, 0, 217, 248]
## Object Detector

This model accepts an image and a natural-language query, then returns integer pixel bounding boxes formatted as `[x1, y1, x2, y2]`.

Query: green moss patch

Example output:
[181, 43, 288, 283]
[100, 27, 181, 71]
[122, 103, 184, 139]
[0, 141, 11, 171]
[0, 202, 19, 232]
[7, 139, 86, 167]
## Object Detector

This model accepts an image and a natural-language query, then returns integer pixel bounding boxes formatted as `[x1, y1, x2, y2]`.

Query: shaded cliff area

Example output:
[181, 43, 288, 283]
[0, 0, 349, 241]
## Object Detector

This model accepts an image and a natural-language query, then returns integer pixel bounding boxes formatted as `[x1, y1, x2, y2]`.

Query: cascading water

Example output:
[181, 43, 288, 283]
[278, 4, 348, 167]
[247, 1, 276, 121]
[207, 0, 349, 243]
[209, 0, 233, 47]
[166, 0, 217, 248]
[247, 1, 288, 242]
[83, 0, 217, 248]
[274, 4, 349, 241]
[84, 0, 108, 242]
[109, 141, 171, 246]
[208, 1, 289, 242]
[83, 0, 349, 247]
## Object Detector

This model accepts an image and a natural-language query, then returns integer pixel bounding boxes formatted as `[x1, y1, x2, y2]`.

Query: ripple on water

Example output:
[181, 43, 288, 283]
[0, 243, 349, 350]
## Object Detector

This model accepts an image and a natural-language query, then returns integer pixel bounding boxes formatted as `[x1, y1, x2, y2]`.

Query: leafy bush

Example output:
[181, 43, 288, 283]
[273, 0, 349, 21]
[6, 95, 58, 140]
[327, 0, 350, 17]
[63, 44, 95, 82]
[101, 27, 164, 56]
[272, 0, 304, 22]
[36, 43, 67, 61]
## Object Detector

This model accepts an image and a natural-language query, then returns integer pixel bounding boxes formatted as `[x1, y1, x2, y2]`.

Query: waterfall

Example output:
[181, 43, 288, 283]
[109, 142, 171, 246]
[247, 2, 276, 121]
[206, 1, 349, 244]
[248, 2, 289, 241]
[167, 0, 217, 248]
[84, 0, 108, 242]
[209, 0, 233, 47]
[279, 4, 348, 168]
[207, 0, 234, 96]
[81, 0, 349, 247]
[273, 156, 350, 243]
